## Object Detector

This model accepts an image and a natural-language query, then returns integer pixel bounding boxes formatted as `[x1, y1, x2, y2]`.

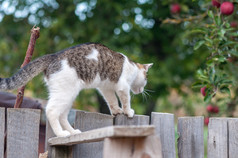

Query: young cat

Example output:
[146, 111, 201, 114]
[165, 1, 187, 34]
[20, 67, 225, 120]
[0, 43, 153, 137]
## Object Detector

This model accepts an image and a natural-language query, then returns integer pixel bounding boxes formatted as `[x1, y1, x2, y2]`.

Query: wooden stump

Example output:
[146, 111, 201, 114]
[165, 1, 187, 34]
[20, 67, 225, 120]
[48, 125, 159, 158]
[103, 135, 162, 158]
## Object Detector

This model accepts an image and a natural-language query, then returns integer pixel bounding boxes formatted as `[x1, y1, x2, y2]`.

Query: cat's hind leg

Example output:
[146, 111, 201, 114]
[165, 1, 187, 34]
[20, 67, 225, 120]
[59, 108, 81, 135]
[98, 88, 123, 116]
[46, 99, 71, 137]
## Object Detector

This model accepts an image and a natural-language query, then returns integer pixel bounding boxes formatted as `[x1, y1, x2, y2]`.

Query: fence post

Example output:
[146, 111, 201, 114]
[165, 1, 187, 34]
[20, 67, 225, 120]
[0, 108, 5, 158]
[177, 116, 204, 158]
[6, 108, 41, 158]
[151, 112, 176, 158]
[114, 114, 150, 125]
[207, 118, 228, 158]
[107, 114, 162, 158]
[227, 118, 238, 158]
[73, 110, 113, 158]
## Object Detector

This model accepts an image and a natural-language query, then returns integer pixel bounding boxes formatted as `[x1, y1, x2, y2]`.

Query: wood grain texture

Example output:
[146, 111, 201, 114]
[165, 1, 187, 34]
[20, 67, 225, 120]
[114, 114, 149, 125]
[177, 116, 204, 158]
[73, 110, 114, 158]
[228, 118, 238, 158]
[103, 135, 162, 158]
[49, 125, 155, 146]
[6, 108, 41, 158]
[0, 108, 5, 158]
[207, 118, 228, 158]
[151, 112, 176, 158]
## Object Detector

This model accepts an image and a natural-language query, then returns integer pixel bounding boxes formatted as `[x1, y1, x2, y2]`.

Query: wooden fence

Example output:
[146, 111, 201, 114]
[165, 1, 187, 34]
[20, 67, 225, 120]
[1, 107, 238, 158]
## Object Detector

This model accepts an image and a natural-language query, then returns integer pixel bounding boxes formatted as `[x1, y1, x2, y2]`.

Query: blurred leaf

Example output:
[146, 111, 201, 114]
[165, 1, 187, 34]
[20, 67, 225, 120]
[220, 86, 230, 96]
[194, 40, 205, 50]
[192, 81, 203, 88]
[208, 10, 214, 19]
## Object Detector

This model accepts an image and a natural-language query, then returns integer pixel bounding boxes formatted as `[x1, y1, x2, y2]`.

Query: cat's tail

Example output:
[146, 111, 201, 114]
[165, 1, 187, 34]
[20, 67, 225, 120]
[0, 54, 54, 90]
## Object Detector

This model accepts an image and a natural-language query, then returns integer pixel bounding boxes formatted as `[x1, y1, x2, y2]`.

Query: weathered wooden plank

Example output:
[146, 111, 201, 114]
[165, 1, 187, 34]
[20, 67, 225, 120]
[207, 118, 228, 158]
[0, 108, 5, 158]
[6, 108, 41, 158]
[151, 112, 176, 158]
[73, 110, 113, 158]
[49, 125, 155, 146]
[114, 114, 150, 125]
[177, 116, 204, 158]
[228, 118, 238, 158]
[103, 135, 162, 158]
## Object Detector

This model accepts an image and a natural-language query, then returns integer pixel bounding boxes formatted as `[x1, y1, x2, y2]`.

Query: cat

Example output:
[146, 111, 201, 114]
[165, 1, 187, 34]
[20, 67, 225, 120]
[0, 43, 153, 137]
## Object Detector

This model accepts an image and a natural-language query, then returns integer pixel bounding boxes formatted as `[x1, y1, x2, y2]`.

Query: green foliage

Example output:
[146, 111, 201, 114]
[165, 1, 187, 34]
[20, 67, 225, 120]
[0, 0, 237, 116]
[190, 5, 237, 103]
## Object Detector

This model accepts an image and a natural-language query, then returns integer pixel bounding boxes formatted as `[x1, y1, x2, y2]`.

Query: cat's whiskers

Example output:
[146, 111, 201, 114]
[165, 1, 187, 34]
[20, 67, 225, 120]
[144, 89, 155, 93]
[131, 93, 135, 100]
[142, 92, 146, 102]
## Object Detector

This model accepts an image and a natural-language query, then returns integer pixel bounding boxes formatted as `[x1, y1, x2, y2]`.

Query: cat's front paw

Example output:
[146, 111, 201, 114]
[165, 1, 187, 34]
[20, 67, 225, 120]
[70, 129, 81, 135]
[110, 106, 123, 116]
[123, 108, 135, 118]
[57, 130, 71, 137]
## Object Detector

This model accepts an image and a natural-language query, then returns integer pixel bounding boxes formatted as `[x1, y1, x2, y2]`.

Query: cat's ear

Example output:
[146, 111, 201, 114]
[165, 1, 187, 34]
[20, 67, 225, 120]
[143, 63, 153, 72]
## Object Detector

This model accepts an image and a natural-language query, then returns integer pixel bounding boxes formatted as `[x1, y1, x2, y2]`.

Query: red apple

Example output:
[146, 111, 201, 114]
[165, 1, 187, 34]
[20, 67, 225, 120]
[170, 4, 181, 14]
[204, 117, 209, 126]
[227, 57, 233, 62]
[212, 106, 219, 113]
[206, 105, 214, 113]
[231, 21, 237, 28]
[220, 2, 234, 15]
[201, 87, 206, 96]
[212, 0, 221, 8]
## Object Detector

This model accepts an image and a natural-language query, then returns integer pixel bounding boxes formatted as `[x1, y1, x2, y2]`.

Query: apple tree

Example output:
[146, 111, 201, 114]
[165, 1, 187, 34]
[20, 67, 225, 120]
[164, 0, 238, 117]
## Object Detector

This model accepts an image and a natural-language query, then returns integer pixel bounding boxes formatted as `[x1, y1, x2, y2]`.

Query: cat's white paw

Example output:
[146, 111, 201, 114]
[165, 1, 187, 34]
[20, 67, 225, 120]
[70, 129, 81, 135]
[111, 107, 123, 116]
[124, 108, 135, 118]
[57, 130, 71, 137]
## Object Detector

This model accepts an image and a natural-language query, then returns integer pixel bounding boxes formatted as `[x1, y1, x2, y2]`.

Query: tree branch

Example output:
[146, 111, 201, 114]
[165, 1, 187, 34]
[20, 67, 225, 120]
[14, 26, 40, 108]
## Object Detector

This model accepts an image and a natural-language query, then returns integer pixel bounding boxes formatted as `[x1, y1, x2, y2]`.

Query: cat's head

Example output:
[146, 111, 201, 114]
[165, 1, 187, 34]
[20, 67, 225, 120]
[131, 63, 153, 94]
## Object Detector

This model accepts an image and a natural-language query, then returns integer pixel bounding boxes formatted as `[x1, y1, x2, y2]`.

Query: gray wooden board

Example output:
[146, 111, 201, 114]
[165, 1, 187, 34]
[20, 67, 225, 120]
[114, 114, 150, 125]
[177, 116, 204, 158]
[228, 118, 238, 158]
[48, 125, 155, 145]
[73, 110, 113, 158]
[0, 108, 5, 158]
[151, 112, 176, 158]
[6, 108, 41, 158]
[207, 118, 228, 158]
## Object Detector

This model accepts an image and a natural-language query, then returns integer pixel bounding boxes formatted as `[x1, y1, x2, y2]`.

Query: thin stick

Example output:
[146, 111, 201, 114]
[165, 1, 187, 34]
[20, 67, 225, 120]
[13, 26, 40, 108]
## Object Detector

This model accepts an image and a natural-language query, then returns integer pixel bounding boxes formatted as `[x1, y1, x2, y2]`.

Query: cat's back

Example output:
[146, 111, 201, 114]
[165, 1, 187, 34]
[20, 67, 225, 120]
[52, 43, 126, 83]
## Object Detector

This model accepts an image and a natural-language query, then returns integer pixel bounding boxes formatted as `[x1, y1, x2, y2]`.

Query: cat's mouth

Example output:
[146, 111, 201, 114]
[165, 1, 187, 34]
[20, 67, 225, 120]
[132, 87, 144, 94]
